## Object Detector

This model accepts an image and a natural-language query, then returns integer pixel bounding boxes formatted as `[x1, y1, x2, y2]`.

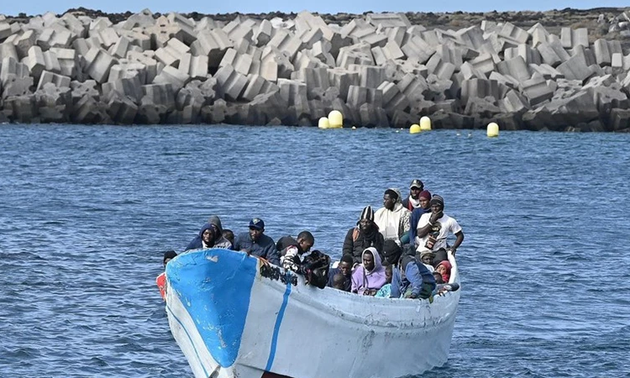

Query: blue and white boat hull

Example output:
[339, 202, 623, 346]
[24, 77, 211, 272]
[165, 248, 460, 378]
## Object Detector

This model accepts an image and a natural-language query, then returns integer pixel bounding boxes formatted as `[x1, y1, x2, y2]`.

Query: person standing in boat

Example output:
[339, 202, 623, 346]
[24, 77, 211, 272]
[185, 222, 233, 251]
[401, 179, 424, 211]
[374, 188, 411, 247]
[408, 190, 432, 244]
[415, 195, 464, 257]
[342, 206, 384, 266]
[233, 218, 280, 265]
[351, 247, 387, 296]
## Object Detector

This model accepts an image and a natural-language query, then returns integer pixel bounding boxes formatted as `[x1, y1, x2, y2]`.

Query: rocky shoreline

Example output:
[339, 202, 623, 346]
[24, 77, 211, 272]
[1, 8, 630, 131]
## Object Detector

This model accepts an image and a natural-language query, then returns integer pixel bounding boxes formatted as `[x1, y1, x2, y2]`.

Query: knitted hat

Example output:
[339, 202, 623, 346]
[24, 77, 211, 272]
[359, 206, 374, 222]
[430, 195, 444, 207]
[419, 190, 432, 200]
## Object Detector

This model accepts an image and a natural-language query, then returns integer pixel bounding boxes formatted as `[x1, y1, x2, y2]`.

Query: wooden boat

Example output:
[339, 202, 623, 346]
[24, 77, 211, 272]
[163, 247, 460, 378]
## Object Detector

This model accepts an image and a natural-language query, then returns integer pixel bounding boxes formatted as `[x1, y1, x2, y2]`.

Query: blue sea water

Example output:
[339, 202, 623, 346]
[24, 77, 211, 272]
[0, 125, 629, 377]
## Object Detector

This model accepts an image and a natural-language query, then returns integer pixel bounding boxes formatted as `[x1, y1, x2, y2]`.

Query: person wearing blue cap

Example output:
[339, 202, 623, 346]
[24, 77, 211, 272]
[233, 218, 280, 265]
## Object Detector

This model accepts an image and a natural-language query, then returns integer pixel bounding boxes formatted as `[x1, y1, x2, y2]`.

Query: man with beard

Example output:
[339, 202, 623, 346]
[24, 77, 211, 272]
[374, 188, 411, 247]
[402, 179, 424, 211]
[234, 218, 280, 265]
[416, 195, 464, 257]
[342, 206, 384, 266]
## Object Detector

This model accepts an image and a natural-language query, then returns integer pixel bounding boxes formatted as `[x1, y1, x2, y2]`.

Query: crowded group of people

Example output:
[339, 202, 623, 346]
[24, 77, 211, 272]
[158, 179, 463, 301]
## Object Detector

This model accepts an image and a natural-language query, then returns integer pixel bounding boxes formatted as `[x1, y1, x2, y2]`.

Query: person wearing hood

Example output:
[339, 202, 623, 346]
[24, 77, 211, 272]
[185, 222, 233, 251]
[435, 260, 452, 283]
[374, 188, 411, 247]
[409, 190, 432, 244]
[390, 249, 436, 300]
[185, 215, 233, 251]
[416, 195, 464, 255]
[233, 218, 280, 266]
[351, 247, 387, 296]
[342, 206, 385, 266]
[402, 179, 424, 211]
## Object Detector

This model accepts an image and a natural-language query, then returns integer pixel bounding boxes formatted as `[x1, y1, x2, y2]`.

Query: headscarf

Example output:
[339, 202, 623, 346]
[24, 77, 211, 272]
[351, 247, 387, 294]
[435, 260, 452, 283]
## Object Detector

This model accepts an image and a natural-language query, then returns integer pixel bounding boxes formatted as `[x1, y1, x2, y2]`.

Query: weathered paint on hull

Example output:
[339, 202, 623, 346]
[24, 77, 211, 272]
[165, 248, 460, 378]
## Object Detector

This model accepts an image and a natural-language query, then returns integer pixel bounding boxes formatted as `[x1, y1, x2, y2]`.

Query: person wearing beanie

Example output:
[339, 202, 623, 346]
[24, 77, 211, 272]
[408, 189, 432, 244]
[416, 194, 464, 255]
[233, 218, 280, 265]
[374, 188, 411, 247]
[402, 179, 424, 211]
[326, 254, 354, 291]
[342, 206, 385, 266]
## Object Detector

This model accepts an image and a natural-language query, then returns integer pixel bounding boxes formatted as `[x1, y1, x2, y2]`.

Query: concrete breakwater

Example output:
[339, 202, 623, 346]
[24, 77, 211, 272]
[1, 9, 630, 131]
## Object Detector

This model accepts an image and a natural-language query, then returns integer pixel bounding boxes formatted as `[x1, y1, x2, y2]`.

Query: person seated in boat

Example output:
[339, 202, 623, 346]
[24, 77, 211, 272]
[156, 250, 177, 300]
[222, 229, 234, 246]
[351, 247, 387, 296]
[402, 179, 424, 211]
[326, 254, 353, 291]
[433, 271, 444, 284]
[381, 239, 403, 266]
[374, 188, 411, 247]
[375, 264, 393, 298]
[435, 260, 452, 284]
[301, 249, 331, 289]
[408, 190, 432, 245]
[331, 272, 348, 291]
[389, 247, 436, 300]
[415, 195, 464, 255]
[278, 231, 315, 272]
[342, 205, 384, 267]
[418, 249, 436, 272]
[233, 218, 280, 265]
[185, 222, 233, 251]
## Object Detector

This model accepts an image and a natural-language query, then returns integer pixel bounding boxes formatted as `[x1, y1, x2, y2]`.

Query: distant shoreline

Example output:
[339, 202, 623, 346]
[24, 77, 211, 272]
[1, 7, 630, 131]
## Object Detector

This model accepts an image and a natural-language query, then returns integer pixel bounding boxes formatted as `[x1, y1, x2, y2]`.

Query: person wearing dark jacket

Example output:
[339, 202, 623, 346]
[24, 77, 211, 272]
[233, 218, 280, 265]
[342, 206, 384, 266]
[185, 222, 232, 251]
[278, 231, 315, 272]
[326, 254, 353, 291]
[390, 251, 436, 299]
[185, 215, 233, 251]
[409, 190, 432, 244]
[401, 179, 424, 211]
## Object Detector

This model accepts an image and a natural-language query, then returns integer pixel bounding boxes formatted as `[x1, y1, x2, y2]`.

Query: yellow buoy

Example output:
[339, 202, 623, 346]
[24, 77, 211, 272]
[409, 124, 421, 134]
[487, 122, 499, 137]
[420, 116, 432, 131]
[328, 110, 343, 129]
[318, 117, 330, 129]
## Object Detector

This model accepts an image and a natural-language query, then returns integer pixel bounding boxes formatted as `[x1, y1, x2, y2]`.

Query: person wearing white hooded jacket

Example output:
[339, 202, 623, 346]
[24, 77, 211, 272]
[374, 188, 411, 246]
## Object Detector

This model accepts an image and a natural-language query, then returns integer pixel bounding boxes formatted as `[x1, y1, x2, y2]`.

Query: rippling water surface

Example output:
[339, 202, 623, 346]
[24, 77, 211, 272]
[1, 125, 629, 377]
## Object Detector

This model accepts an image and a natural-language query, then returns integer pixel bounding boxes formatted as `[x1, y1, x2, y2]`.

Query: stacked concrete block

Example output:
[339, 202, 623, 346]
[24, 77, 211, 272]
[255, 20, 274, 47]
[35, 83, 73, 123]
[166, 13, 197, 45]
[214, 64, 248, 101]
[107, 96, 138, 124]
[502, 89, 529, 113]
[223, 17, 256, 46]
[337, 44, 374, 69]
[14, 30, 37, 59]
[460, 78, 499, 105]
[178, 54, 209, 80]
[127, 50, 159, 83]
[25, 45, 46, 79]
[593, 39, 612, 67]
[498, 22, 529, 44]
[120, 9, 155, 30]
[328, 67, 360, 100]
[401, 34, 434, 64]
[155, 37, 190, 67]
[300, 67, 330, 99]
[153, 65, 190, 91]
[36, 70, 71, 91]
[556, 53, 595, 82]
[219, 48, 253, 76]
[356, 65, 386, 88]
[143, 16, 182, 49]
[191, 29, 233, 69]
[309, 40, 335, 67]
[117, 29, 151, 51]
[268, 29, 302, 61]
[84, 48, 116, 83]
[520, 74, 554, 106]
[497, 56, 531, 83]
[0, 43, 19, 62]
[397, 73, 429, 102]
[103, 74, 144, 102]
[560, 27, 588, 49]
[378, 81, 409, 114]
[505, 44, 542, 65]
[425, 54, 456, 81]
[366, 13, 411, 29]
[110, 36, 131, 59]
[529, 63, 564, 80]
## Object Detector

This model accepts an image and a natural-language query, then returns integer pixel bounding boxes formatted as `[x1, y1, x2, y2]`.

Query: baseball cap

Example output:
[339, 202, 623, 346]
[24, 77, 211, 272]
[249, 218, 265, 230]
[410, 179, 424, 189]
